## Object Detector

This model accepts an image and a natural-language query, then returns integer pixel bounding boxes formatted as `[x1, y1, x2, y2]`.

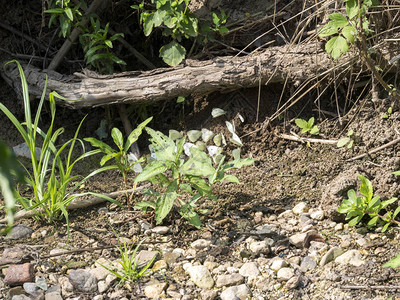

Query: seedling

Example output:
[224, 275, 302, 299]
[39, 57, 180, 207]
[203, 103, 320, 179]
[337, 129, 354, 149]
[382, 107, 392, 119]
[338, 175, 399, 232]
[295, 117, 319, 135]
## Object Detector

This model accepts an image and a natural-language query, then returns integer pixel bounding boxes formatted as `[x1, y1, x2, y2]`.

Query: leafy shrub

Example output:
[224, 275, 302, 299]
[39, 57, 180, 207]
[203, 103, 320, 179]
[318, 0, 377, 59]
[134, 127, 254, 228]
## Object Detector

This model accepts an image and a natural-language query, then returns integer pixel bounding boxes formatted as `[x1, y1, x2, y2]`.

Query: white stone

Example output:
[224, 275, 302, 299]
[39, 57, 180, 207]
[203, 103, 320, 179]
[239, 262, 260, 277]
[270, 258, 288, 272]
[335, 250, 365, 267]
[144, 280, 167, 299]
[187, 265, 214, 289]
[220, 284, 251, 300]
[249, 241, 269, 255]
[190, 239, 212, 250]
[310, 209, 325, 220]
[277, 268, 295, 281]
[334, 223, 344, 231]
[292, 202, 309, 215]
[151, 226, 170, 235]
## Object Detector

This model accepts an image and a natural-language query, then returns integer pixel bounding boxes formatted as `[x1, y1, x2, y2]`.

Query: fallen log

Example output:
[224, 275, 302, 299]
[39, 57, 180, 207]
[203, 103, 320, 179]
[1, 42, 357, 108]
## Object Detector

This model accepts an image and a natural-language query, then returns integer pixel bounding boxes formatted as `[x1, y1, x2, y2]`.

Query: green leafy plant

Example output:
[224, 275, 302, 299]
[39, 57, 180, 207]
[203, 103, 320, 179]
[382, 107, 392, 119]
[337, 174, 399, 232]
[200, 10, 229, 41]
[84, 117, 153, 186]
[337, 129, 354, 149]
[0, 141, 25, 230]
[318, 0, 378, 59]
[134, 128, 254, 228]
[132, 0, 198, 66]
[295, 117, 319, 135]
[0, 61, 117, 238]
[79, 17, 126, 74]
[46, 0, 86, 38]
[98, 233, 157, 285]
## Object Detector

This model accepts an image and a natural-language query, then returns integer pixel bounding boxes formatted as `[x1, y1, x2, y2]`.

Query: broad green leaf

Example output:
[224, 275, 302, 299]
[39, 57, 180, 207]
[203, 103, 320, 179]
[153, 9, 166, 27]
[367, 195, 380, 210]
[146, 127, 176, 161]
[225, 158, 255, 169]
[143, 13, 155, 36]
[177, 96, 185, 103]
[318, 24, 339, 37]
[347, 140, 354, 149]
[212, 12, 220, 25]
[393, 171, 400, 175]
[337, 137, 350, 147]
[181, 147, 215, 177]
[346, 0, 358, 19]
[310, 126, 319, 135]
[180, 15, 198, 37]
[105, 40, 113, 48]
[100, 153, 118, 166]
[367, 215, 379, 226]
[383, 253, 400, 268]
[219, 26, 229, 34]
[179, 183, 193, 194]
[222, 174, 240, 183]
[134, 200, 157, 213]
[358, 175, 373, 200]
[135, 160, 171, 183]
[124, 117, 153, 152]
[295, 118, 308, 131]
[155, 184, 178, 224]
[381, 197, 398, 209]
[348, 215, 362, 226]
[325, 36, 349, 60]
[111, 128, 124, 150]
[159, 41, 186, 66]
[342, 26, 356, 43]
[393, 206, 400, 219]
[347, 189, 357, 202]
[187, 176, 212, 196]
[382, 222, 390, 232]
[175, 137, 186, 161]
[307, 117, 315, 127]
[84, 137, 115, 154]
[65, 8, 74, 21]
[180, 205, 201, 229]
[329, 13, 349, 27]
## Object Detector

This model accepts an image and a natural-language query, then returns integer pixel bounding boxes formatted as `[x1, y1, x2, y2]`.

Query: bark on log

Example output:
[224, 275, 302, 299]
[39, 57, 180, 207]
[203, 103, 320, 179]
[1, 42, 357, 108]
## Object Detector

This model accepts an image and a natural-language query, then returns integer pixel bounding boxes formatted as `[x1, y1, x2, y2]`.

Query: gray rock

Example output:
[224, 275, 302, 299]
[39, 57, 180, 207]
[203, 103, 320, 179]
[249, 241, 269, 256]
[335, 250, 365, 267]
[89, 267, 110, 281]
[255, 277, 271, 292]
[163, 251, 181, 266]
[220, 284, 251, 300]
[144, 279, 167, 299]
[239, 262, 260, 277]
[151, 226, 170, 235]
[45, 291, 63, 300]
[320, 247, 343, 266]
[289, 233, 307, 248]
[200, 289, 218, 300]
[190, 239, 212, 250]
[277, 268, 295, 281]
[23, 282, 37, 295]
[0, 247, 28, 265]
[216, 273, 244, 287]
[97, 280, 110, 293]
[285, 276, 300, 290]
[58, 276, 73, 297]
[6, 225, 34, 240]
[187, 265, 214, 289]
[300, 256, 317, 272]
[68, 269, 98, 293]
[137, 250, 160, 268]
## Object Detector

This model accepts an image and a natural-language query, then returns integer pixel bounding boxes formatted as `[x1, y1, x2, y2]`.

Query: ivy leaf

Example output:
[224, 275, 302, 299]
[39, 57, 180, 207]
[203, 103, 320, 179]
[325, 36, 349, 60]
[159, 41, 186, 66]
